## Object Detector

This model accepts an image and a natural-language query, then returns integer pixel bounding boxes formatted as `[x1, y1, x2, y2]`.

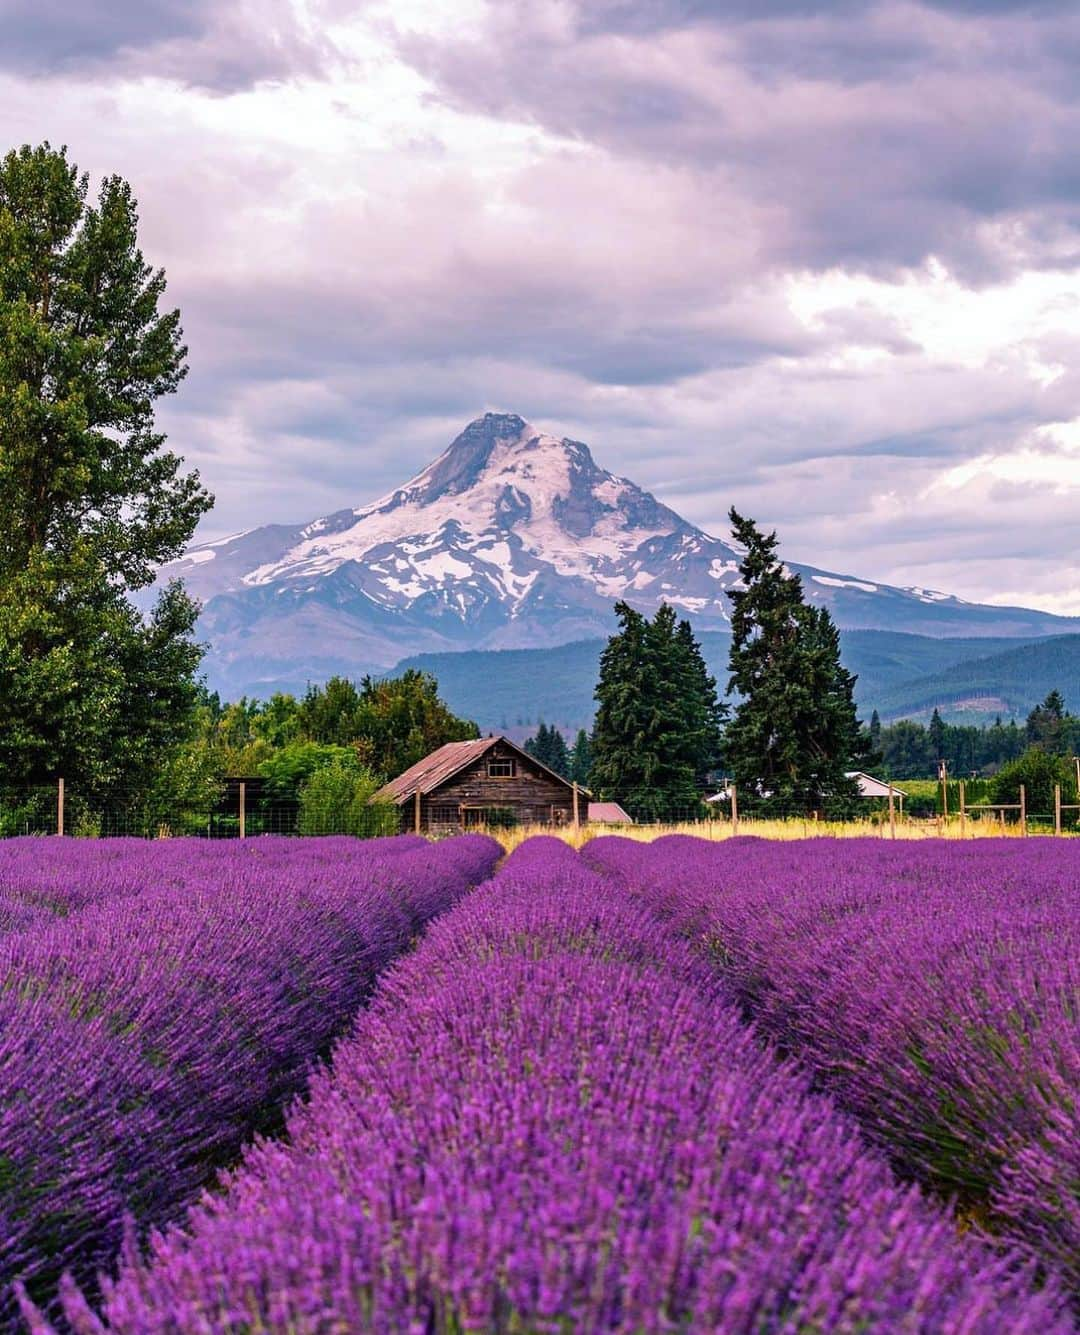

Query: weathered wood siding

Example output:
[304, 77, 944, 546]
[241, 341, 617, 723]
[401, 740, 574, 833]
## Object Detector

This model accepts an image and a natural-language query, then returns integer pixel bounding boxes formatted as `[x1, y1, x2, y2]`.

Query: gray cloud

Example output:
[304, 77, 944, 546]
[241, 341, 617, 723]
[2, 0, 1078, 611]
[397, 1, 1080, 279]
[0, 0, 328, 90]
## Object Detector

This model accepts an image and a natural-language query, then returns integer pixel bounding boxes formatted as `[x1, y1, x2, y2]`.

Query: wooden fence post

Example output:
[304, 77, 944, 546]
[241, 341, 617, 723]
[730, 783, 739, 837]
[572, 781, 580, 829]
[1054, 783, 1062, 836]
[1019, 784, 1027, 837]
[57, 777, 64, 837]
[239, 781, 246, 840]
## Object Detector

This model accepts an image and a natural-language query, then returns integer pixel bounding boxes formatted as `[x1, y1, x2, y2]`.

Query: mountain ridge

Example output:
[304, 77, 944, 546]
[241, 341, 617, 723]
[391, 632, 1080, 735]
[163, 412, 1080, 697]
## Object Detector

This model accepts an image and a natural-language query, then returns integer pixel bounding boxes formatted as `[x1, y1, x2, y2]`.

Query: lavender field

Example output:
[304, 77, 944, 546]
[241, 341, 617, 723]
[4, 836, 1077, 1333]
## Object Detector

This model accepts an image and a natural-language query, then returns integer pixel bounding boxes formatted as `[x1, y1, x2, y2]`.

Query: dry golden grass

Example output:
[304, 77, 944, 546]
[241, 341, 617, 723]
[485, 814, 1039, 853]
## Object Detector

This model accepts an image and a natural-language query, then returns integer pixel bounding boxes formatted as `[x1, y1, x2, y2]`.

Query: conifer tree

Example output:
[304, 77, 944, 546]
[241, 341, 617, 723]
[569, 728, 592, 785]
[723, 510, 861, 814]
[591, 601, 721, 820]
[0, 143, 212, 797]
[928, 708, 947, 764]
[866, 709, 883, 768]
[524, 721, 571, 777]
[547, 726, 570, 778]
[673, 616, 725, 786]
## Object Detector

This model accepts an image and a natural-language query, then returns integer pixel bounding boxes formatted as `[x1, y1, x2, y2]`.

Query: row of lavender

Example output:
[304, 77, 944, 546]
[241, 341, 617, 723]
[0, 835, 426, 934]
[586, 835, 1080, 1293]
[35, 839, 1072, 1332]
[0, 834, 501, 1320]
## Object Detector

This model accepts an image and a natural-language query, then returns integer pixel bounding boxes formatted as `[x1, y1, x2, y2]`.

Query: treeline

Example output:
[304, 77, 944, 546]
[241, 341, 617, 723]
[872, 691, 1080, 779]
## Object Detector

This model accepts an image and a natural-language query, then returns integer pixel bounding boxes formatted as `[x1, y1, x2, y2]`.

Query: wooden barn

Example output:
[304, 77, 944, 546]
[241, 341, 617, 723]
[374, 735, 579, 834]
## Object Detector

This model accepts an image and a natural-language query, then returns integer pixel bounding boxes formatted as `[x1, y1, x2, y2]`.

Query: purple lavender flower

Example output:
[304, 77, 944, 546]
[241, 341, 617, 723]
[0, 833, 499, 1320]
[586, 834, 1080, 1292]
[38, 839, 1072, 1333]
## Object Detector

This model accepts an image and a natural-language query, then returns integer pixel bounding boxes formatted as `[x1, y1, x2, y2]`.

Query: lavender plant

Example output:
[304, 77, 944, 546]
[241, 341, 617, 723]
[0, 833, 498, 1319]
[586, 835, 1080, 1291]
[36, 839, 1071, 1333]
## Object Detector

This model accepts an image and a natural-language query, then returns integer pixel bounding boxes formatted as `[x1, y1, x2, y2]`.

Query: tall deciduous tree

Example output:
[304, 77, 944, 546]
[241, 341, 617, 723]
[0, 143, 212, 796]
[724, 510, 861, 814]
[590, 601, 723, 820]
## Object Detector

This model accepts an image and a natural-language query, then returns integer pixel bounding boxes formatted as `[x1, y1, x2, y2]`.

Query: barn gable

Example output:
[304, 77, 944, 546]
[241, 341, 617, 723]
[374, 736, 578, 833]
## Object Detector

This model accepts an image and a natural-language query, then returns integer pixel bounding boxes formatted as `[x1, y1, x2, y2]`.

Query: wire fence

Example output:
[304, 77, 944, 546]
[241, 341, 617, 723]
[4, 780, 1077, 840]
[0, 782, 393, 840]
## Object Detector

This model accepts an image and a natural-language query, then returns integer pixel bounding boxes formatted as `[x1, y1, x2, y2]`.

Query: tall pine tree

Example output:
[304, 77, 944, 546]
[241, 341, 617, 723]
[569, 728, 592, 785]
[724, 510, 861, 815]
[0, 144, 212, 798]
[591, 601, 723, 820]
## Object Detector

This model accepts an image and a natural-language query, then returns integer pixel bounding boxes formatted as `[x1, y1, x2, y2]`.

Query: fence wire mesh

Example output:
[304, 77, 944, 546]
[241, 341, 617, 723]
[2, 781, 1075, 840]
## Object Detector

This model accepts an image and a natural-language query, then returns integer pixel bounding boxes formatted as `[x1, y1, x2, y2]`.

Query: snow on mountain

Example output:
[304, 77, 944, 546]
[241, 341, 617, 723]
[164, 412, 1079, 697]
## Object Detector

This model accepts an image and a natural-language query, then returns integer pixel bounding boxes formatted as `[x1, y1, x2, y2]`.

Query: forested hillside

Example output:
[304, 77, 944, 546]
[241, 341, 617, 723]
[393, 631, 1080, 734]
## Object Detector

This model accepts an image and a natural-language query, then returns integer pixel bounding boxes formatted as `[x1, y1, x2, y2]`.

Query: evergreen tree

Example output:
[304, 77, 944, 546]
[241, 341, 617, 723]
[723, 511, 860, 814]
[524, 721, 549, 766]
[569, 728, 592, 786]
[1026, 690, 1069, 754]
[591, 601, 720, 820]
[928, 708, 946, 764]
[547, 726, 570, 778]
[0, 143, 212, 797]
[673, 616, 725, 786]
[868, 709, 882, 759]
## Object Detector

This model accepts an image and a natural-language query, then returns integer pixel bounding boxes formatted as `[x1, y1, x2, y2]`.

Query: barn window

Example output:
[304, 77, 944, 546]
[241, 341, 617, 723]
[486, 757, 516, 778]
[430, 805, 458, 826]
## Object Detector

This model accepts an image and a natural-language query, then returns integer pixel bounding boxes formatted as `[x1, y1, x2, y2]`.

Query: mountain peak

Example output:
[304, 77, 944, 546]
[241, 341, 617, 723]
[420, 412, 536, 498]
[163, 412, 1080, 697]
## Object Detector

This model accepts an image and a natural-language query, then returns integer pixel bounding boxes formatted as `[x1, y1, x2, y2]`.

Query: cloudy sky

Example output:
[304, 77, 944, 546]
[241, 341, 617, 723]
[6, 0, 1080, 613]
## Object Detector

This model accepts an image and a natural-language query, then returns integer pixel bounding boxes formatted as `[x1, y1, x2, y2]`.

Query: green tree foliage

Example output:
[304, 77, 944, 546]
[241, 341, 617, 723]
[0, 143, 211, 796]
[875, 709, 1058, 780]
[723, 511, 862, 815]
[296, 759, 396, 837]
[298, 670, 477, 776]
[928, 708, 946, 764]
[524, 722, 571, 778]
[1025, 690, 1079, 756]
[569, 728, 592, 786]
[156, 672, 476, 833]
[256, 741, 358, 802]
[590, 602, 723, 820]
[991, 746, 1078, 823]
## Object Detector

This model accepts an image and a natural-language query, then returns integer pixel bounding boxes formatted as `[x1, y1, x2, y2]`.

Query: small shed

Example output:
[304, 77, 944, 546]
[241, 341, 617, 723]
[847, 771, 906, 811]
[587, 801, 633, 825]
[374, 735, 579, 834]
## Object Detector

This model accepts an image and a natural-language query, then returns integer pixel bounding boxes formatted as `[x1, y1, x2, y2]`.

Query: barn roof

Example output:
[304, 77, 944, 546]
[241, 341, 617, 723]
[373, 735, 578, 805]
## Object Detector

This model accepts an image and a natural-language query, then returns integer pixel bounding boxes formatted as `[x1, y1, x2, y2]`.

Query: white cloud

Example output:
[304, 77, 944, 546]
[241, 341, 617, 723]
[3, 0, 1080, 618]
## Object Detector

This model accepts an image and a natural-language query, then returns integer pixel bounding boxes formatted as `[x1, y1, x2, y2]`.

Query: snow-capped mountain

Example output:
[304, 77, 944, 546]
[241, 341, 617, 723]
[166, 413, 1079, 696]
